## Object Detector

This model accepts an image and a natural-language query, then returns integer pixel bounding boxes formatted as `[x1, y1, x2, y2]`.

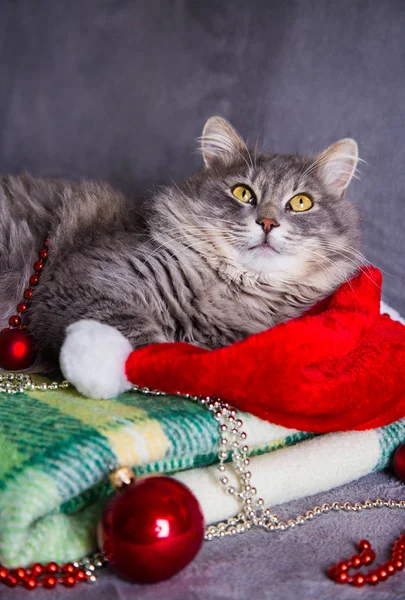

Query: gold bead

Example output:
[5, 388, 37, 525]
[109, 466, 135, 489]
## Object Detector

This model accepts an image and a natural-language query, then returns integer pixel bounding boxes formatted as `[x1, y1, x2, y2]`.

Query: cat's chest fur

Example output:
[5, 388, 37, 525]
[175, 269, 315, 348]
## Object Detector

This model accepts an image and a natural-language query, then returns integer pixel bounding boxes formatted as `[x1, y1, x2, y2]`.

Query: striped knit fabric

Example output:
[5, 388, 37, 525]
[0, 374, 404, 568]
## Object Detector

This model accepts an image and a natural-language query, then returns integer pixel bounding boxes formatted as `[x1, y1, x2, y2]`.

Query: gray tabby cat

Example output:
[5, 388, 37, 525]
[0, 117, 362, 393]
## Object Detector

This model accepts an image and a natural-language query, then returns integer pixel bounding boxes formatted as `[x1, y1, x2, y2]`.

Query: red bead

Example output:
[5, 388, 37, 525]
[62, 562, 76, 574]
[100, 476, 205, 584]
[336, 571, 349, 583]
[385, 561, 396, 575]
[5, 576, 18, 587]
[378, 567, 388, 580]
[8, 315, 21, 328]
[30, 274, 39, 286]
[74, 569, 87, 582]
[13, 567, 26, 579]
[45, 562, 59, 574]
[0, 567, 9, 580]
[0, 328, 36, 370]
[30, 563, 43, 576]
[39, 249, 48, 260]
[327, 566, 338, 579]
[393, 444, 405, 481]
[352, 574, 365, 587]
[393, 558, 404, 571]
[367, 572, 380, 585]
[350, 555, 361, 568]
[33, 260, 43, 272]
[23, 577, 38, 590]
[358, 539, 371, 550]
[17, 302, 28, 313]
[42, 575, 57, 588]
[335, 561, 349, 572]
[61, 575, 76, 587]
[24, 288, 33, 300]
[361, 550, 376, 565]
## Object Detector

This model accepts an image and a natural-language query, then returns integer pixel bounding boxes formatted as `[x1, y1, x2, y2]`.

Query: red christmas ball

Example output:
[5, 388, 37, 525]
[393, 443, 405, 481]
[99, 476, 205, 583]
[0, 328, 36, 370]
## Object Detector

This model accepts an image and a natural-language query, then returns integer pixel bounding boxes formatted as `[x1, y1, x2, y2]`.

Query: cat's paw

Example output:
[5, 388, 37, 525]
[60, 319, 133, 399]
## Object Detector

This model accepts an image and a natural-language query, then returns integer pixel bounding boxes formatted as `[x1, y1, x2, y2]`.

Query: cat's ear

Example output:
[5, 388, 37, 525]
[200, 116, 247, 168]
[317, 139, 358, 195]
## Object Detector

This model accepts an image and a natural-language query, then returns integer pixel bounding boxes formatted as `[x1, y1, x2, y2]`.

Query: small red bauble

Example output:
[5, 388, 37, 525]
[0, 328, 36, 370]
[99, 476, 205, 584]
[30, 274, 39, 286]
[393, 443, 405, 481]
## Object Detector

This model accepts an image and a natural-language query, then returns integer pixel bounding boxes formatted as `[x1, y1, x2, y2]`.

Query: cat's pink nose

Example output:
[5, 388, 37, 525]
[256, 218, 279, 234]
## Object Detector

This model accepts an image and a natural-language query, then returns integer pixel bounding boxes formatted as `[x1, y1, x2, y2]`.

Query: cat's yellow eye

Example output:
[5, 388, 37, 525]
[288, 194, 313, 212]
[231, 185, 256, 204]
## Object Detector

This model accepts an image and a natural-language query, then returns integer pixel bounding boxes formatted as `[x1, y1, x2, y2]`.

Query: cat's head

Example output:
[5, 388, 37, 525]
[154, 116, 362, 290]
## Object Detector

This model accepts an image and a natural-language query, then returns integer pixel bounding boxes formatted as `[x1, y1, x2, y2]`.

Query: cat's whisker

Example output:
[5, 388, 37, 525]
[308, 241, 383, 289]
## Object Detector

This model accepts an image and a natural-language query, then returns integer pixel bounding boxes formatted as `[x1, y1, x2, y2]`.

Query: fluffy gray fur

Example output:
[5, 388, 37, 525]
[0, 117, 363, 371]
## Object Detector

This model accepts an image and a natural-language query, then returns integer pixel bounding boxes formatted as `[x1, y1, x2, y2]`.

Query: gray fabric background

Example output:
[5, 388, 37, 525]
[0, 1, 404, 598]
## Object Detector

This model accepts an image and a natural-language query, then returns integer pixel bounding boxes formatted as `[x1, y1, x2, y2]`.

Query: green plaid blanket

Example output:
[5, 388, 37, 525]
[0, 375, 404, 568]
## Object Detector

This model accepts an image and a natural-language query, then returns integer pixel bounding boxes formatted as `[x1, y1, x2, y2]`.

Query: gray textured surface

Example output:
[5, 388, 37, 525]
[0, 1, 404, 598]
[0, 0, 403, 311]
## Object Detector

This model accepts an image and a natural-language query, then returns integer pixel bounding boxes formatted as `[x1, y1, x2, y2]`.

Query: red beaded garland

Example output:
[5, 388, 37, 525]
[0, 239, 49, 371]
[0, 559, 89, 590]
[328, 534, 405, 586]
